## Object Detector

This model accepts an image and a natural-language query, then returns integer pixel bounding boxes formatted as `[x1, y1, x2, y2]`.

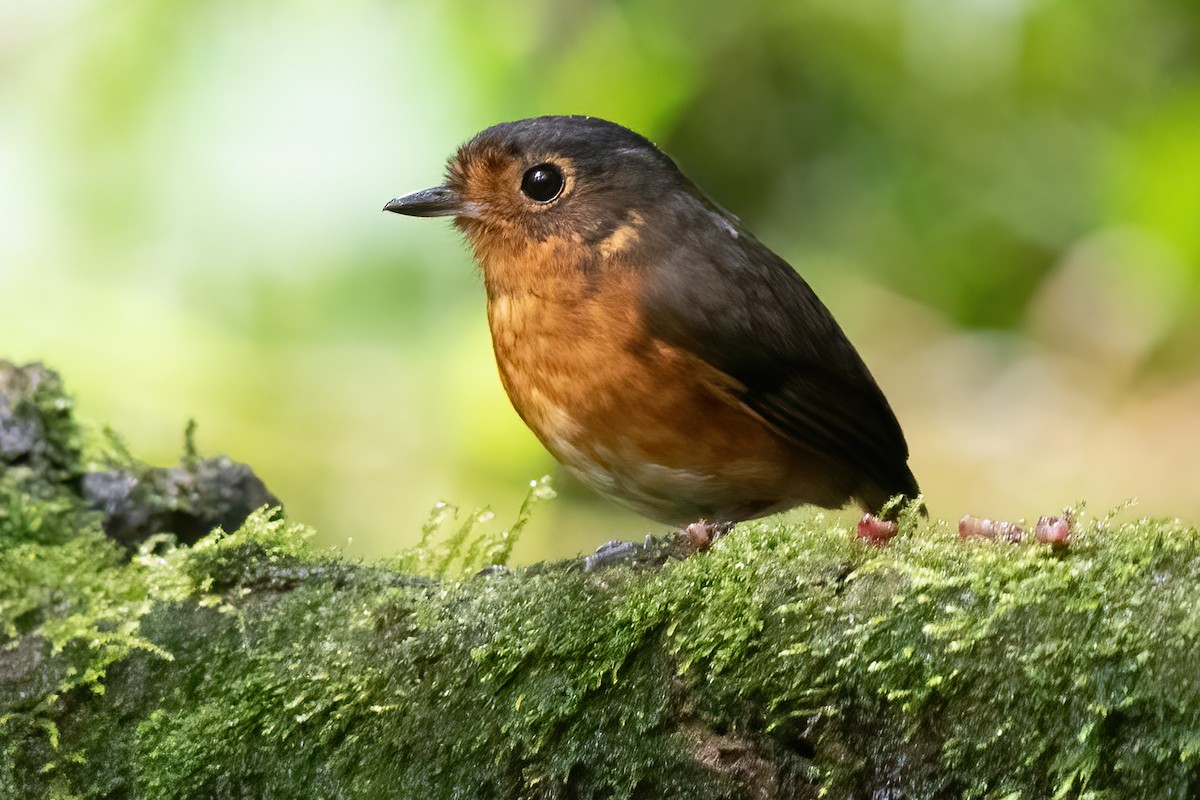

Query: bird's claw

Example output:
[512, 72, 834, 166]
[584, 539, 644, 571]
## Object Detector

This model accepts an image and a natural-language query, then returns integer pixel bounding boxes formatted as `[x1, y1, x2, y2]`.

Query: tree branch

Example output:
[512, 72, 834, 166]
[2, 360, 1198, 799]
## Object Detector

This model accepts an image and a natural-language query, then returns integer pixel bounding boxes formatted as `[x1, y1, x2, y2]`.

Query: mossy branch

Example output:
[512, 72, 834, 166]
[3, 360, 1200, 799]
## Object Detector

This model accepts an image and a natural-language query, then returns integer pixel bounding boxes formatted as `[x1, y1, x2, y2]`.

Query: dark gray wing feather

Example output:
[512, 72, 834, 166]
[637, 199, 919, 502]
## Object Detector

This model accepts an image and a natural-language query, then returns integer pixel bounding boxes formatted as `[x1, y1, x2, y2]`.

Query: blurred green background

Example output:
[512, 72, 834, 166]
[3, 0, 1199, 561]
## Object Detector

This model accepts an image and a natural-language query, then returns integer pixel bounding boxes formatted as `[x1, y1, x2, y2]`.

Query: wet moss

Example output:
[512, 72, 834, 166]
[8, 495, 1200, 798]
[3, 361, 1200, 798]
[0, 362, 83, 489]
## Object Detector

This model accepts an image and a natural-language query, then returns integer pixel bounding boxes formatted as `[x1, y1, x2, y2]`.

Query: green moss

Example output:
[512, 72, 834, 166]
[6, 447, 1200, 800]
[5, 360, 1200, 797]
[0, 363, 84, 488]
[397, 474, 558, 579]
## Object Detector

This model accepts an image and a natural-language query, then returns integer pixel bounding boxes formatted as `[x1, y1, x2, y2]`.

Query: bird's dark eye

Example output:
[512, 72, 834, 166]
[520, 164, 564, 203]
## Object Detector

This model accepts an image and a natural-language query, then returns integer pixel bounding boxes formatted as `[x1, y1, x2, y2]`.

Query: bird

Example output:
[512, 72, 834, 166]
[384, 115, 920, 534]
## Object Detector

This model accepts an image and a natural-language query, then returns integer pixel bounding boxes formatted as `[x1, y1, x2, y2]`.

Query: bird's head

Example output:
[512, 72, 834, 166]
[385, 116, 704, 294]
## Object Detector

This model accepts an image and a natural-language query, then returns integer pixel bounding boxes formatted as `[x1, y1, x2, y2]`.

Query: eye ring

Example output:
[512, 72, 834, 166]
[520, 163, 565, 203]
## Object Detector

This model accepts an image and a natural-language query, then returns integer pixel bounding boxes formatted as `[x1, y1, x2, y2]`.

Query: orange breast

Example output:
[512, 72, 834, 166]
[480, 240, 849, 524]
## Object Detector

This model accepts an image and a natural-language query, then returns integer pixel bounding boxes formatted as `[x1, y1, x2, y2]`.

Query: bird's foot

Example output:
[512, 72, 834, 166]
[581, 521, 734, 572]
[584, 536, 653, 571]
[856, 513, 899, 546]
[678, 520, 734, 555]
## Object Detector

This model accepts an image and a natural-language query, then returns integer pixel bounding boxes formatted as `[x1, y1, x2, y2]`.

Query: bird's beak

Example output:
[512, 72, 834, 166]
[383, 185, 462, 217]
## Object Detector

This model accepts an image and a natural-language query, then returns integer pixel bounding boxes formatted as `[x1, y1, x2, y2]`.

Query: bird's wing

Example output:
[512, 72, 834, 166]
[637, 204, 918, 502]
